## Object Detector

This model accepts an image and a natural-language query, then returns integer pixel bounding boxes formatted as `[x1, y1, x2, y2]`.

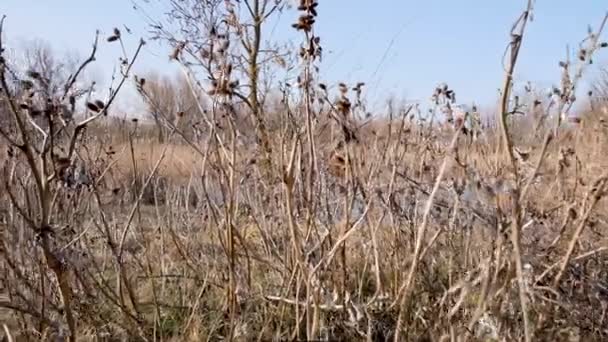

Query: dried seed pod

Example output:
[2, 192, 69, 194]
[336, 96, 351, 116]
[20, 80, 34, 90]
[94, 100, 106, 110]
[26, 70, 41, 79]
[170, 41, 186, 60]
[578, 49, 587, 61]
[107, 35, 119, 42]
[200, 49, 211, 59]
[86, 102, 100, 112]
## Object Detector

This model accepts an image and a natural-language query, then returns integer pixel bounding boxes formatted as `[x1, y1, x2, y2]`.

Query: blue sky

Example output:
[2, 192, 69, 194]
[1, 0, 607, 114]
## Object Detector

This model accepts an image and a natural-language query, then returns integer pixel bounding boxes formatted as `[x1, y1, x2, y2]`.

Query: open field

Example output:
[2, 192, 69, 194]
[2, 1, 608, 341]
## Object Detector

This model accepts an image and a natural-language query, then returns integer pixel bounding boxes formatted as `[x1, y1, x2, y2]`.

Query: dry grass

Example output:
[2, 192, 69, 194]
[2, 2, 608, 342]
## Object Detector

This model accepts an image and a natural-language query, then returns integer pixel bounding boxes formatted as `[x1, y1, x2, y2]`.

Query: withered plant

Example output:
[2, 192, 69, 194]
[1, 1, 608, 342]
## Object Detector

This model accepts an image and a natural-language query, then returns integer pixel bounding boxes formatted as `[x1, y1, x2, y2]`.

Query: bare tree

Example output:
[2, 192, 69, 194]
[20, 40, 79, 97]
[138, 71, 201, 142]
[1, 39, 90, 134]
[136, 0, 291, 168]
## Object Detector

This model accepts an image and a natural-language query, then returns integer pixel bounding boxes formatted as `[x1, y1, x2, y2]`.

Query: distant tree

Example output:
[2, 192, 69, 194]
[591, 67, 608, 112]
[0, 39, 95, 136]
[139, 71, 202, 142]
[20, 39, 79, 97]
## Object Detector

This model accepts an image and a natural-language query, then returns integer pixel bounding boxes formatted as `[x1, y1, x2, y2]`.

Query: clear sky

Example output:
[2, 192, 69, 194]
[1, 0, 607, 114]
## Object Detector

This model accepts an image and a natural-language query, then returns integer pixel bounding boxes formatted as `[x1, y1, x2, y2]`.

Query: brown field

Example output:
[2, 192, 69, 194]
[2, 1, 608, 341]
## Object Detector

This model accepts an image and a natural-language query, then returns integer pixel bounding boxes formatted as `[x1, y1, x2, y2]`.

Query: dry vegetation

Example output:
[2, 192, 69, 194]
[1, 1, 608, 341]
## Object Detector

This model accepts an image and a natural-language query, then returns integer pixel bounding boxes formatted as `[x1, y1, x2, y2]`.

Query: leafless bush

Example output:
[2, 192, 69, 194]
[1, 2, 608, 342]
